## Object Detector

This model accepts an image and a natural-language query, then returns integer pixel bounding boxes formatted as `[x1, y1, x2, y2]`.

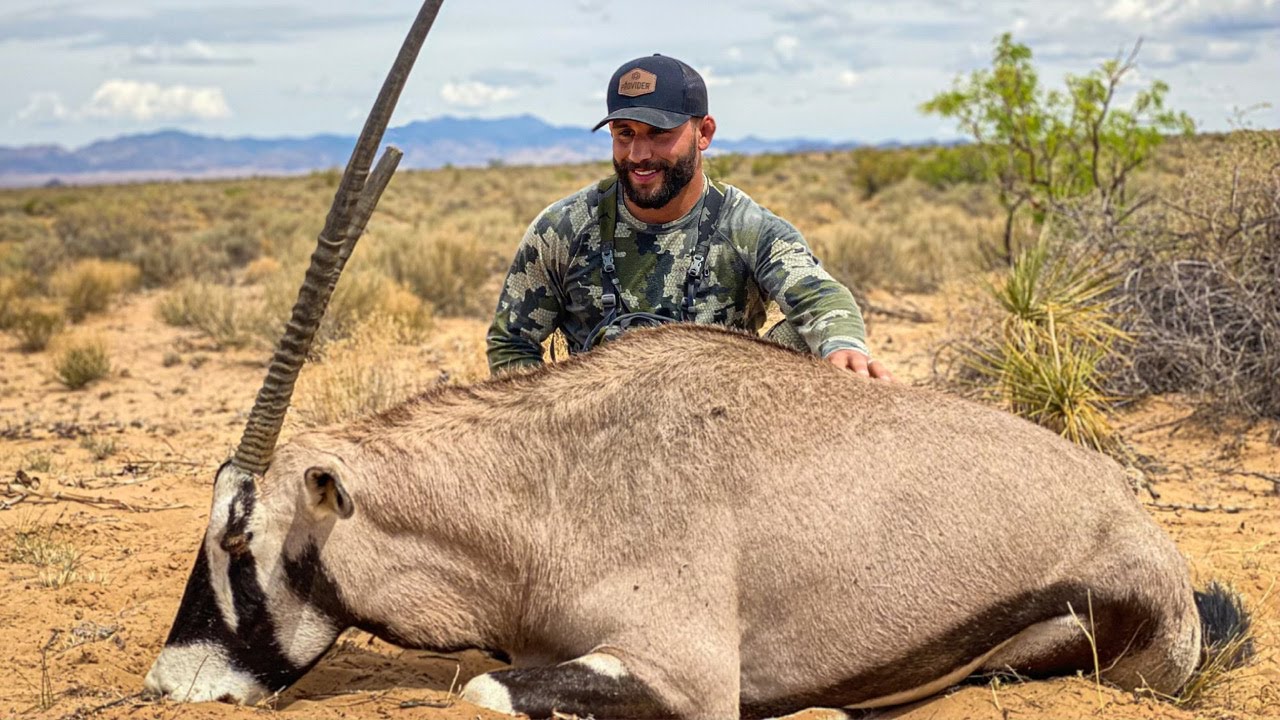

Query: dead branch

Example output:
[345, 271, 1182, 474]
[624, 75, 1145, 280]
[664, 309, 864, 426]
[2, 488, 188, 513]
[1146, 501, 1249, 514]
[864, 301, 935, 323]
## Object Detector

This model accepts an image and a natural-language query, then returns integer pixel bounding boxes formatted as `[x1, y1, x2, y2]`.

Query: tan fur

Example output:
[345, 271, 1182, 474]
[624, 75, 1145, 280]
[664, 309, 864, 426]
[170, 324, 1202, 716]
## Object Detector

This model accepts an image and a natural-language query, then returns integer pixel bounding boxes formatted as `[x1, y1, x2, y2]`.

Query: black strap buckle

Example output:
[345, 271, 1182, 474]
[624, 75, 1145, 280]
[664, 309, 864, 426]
[602, 292, 617, 310]
[688, 253, 705, 278]
[602, 248, 615, 274]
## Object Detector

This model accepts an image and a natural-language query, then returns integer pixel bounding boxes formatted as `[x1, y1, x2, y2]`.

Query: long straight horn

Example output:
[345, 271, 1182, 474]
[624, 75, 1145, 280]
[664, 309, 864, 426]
[232, 0, 444, 477]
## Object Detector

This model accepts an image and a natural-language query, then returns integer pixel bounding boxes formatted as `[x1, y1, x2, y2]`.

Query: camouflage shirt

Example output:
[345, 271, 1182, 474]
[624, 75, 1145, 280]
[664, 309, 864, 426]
[486, 176, 868, 374]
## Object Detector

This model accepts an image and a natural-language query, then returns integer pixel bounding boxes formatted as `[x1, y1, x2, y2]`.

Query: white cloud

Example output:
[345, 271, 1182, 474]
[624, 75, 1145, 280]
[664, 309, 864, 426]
[83, 80, 232, 121]
[774, 34, 800, 63]
[838, 69, 860, 87]
[14, 92, 71, 124]
[130, 40, 251, 66]
[1104, 0, 1180, 23]
[701, 66, 733, 88]
[440, 81, 518, 108]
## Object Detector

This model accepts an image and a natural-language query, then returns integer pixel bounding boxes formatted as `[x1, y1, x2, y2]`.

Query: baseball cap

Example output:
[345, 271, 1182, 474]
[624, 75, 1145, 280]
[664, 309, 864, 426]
[592, 54, 708, 132]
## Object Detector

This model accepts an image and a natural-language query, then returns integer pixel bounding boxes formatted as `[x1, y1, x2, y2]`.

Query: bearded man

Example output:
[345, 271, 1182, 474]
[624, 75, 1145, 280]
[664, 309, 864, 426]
[487, 54, 893, 380]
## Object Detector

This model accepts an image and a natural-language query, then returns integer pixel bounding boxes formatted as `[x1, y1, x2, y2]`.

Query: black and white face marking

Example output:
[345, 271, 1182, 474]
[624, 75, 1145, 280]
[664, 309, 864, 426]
[145, 462, 348, 704]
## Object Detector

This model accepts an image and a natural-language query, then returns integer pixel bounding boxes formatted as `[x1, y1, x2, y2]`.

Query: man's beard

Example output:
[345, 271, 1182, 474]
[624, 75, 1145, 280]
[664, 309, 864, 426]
[614, 143, 698, 210]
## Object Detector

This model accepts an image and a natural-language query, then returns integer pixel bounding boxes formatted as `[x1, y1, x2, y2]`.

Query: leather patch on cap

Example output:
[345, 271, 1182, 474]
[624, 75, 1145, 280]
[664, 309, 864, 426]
[618, 69, 657, 97]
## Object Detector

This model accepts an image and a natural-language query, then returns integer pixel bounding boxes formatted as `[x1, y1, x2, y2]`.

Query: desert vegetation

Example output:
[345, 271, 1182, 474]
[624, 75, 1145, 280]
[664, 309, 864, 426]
[1, 41, 1277, 715]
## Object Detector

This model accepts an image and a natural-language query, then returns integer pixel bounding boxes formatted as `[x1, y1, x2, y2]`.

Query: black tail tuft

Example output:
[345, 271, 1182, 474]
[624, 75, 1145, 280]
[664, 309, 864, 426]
[1193, 581, 1254, 670]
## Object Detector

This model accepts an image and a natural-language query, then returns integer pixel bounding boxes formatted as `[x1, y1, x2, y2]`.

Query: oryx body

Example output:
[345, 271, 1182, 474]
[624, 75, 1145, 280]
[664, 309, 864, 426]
[146, 324, 1203, 717]
[143, 2, 1230, 714]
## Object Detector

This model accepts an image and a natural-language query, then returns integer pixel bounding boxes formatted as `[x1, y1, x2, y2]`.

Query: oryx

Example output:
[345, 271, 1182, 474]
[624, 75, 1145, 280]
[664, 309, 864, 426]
[144, 2, 1249, 717]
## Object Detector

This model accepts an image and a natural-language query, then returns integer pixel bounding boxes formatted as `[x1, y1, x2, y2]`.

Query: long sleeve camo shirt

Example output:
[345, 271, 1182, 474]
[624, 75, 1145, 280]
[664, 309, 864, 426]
[486, 176, 868, 375]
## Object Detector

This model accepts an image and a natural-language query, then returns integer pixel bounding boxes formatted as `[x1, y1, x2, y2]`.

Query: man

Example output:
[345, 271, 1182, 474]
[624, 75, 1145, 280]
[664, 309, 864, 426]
[487, 53, 893, 380]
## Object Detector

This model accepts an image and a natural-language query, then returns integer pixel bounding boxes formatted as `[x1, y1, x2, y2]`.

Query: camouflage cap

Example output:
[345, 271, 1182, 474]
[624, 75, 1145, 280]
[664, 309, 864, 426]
[592, 54, 708, 132]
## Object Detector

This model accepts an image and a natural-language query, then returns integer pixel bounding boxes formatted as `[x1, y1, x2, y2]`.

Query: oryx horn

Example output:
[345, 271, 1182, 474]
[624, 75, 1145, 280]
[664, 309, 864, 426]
[232, 0, 444, 476]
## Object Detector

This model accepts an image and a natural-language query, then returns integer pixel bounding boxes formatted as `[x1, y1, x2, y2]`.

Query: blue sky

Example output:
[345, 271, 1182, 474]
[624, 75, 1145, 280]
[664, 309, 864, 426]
[2, 0, 1276, 149]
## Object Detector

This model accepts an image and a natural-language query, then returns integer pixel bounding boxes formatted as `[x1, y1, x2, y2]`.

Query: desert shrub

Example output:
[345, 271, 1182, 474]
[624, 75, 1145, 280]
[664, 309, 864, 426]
[0, 272, 39, 329]
[704, 153, 742, 181]
[1096, 131, 1280, 419]
[846, 147, 917, 199]
[912, 144, 990, 188]
[52, 259, 141, 322]
[157, 281, 259, 348]
[54, 201, 169, 263]
[258, 268, 434, 352]
[9, 301, 64, 352]
[5, 517, 103, 588]
[374, 228, 502, 318]
[323, 272, 433, 344]
[750, 153, 788, 177]
[294, 318, 431, 426]
[53, 335, 112, 389]
[923, 33, 1193, 264]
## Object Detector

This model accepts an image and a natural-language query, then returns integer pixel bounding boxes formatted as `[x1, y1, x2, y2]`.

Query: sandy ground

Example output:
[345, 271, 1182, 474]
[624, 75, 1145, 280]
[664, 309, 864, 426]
[1, 290, 1277, 720]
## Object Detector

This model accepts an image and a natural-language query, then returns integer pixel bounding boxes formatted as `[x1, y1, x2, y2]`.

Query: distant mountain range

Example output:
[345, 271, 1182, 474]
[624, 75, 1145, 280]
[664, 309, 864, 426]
[0, 114, 863, 188]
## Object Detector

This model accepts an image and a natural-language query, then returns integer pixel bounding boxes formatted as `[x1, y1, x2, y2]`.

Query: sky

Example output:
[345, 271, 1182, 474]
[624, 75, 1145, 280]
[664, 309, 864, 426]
[1, 0, 1277, 149]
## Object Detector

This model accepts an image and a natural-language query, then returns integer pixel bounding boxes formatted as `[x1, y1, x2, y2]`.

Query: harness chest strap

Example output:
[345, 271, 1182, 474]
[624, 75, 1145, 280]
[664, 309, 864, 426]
[595, 176, 728, 324]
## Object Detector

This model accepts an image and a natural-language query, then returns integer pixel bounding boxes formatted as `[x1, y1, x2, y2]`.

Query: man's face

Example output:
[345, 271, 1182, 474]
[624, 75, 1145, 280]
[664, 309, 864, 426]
[610, 119, 700, 210]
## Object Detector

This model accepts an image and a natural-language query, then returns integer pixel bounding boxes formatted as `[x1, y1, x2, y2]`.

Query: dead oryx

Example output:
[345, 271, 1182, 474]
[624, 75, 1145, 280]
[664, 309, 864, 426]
[143, 1, 1251, 717]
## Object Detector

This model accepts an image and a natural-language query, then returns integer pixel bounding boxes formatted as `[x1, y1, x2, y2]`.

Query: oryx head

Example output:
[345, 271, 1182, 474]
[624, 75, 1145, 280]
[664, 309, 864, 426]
[143, 455, 356, 703]
[145, 0, 444, 703]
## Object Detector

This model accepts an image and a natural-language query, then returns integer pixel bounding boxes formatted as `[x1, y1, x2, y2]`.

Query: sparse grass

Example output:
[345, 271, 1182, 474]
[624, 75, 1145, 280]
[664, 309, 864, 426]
[20, 451, 54, 473]
[52, 258, 141, 322]
[51, 335, 111, 389]
[79, 434, 118, 461]
[294, 317, 431, 426]
[5, 515, 105, 589]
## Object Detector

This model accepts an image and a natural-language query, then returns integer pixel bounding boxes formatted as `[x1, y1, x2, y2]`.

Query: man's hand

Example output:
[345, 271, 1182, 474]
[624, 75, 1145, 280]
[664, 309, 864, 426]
[826, 349, 895, 381]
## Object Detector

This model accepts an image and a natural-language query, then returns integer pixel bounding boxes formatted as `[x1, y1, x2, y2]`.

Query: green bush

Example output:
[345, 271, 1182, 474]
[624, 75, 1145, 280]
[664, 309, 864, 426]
[750, 153, 788, 177]
[912, 145, 990, 188]
[847, 148, 917, 199]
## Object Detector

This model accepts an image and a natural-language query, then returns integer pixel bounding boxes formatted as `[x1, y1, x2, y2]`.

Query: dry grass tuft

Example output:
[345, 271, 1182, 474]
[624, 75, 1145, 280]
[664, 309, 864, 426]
[373, 227, 503, 318]
[52, 258, 141, 322]
[157, 280, 259, 348]
[294, 317, 432, 426]
[5, 515, 104, 588]
[0, 271, 39, 330]
[51, 334, 112, 389]
[8, 301, 64, 352]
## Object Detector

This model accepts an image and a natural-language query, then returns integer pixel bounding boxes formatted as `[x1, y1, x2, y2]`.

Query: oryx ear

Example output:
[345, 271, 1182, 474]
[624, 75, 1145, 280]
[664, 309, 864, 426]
[303, 466, 355, 519]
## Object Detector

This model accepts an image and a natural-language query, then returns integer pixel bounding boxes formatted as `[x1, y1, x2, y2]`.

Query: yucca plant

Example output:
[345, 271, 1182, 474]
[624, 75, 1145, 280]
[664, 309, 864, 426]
[966, 241, 1125, 451]
[990, 240, 1126, 345]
